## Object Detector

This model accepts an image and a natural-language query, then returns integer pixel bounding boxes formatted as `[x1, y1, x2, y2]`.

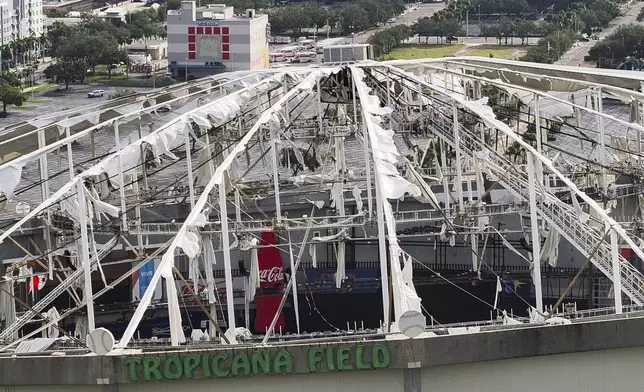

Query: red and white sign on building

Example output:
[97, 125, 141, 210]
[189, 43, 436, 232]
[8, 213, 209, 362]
[186, 25, 230, 61]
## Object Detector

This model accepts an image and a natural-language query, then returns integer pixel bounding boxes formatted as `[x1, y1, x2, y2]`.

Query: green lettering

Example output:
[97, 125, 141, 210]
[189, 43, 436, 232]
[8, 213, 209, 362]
[337, 346, 353, 370]
[231, 352, 251, 376]
[326, 347, 336, 371]
[251, 350, 270, 375]
[356, 345, 372, 369]
[142, 357, 162, 381]
[163, 355, 184, 379]
[273, 349, 293, 374]
[308, 348, 324, 373]
[211, 353, 229, 377]
[183, 354, 201, 379]
[372, 344, 390, 369]
[202, 354, 211, 377]
[123, 357, 142, 382]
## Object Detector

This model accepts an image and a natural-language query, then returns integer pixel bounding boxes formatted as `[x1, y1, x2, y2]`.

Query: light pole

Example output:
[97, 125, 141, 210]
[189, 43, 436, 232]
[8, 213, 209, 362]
[477, 4, 481, 29]
[465, 10, 469, 40]
[185, 57, 188, 82]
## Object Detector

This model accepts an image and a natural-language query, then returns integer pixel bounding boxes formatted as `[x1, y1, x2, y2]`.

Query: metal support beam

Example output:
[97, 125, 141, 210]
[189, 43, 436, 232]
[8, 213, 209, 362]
[185, 126, 196, 209]
[526, 154, 543, 313]
[452, 104, 464, 210]
[37, 129, 54, 279]
[610, 227, 623, 314]
[270, 129, 282, 221]
[596, 87, 607, 193]
[218, 183, 237, 337]
[374, 173, 390, 332]
[76, 183, 95, 332]
[114, 121, 127, 230]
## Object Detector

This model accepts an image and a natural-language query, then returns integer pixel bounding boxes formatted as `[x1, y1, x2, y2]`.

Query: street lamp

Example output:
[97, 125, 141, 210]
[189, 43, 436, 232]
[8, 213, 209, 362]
[185, 57, 188, 82]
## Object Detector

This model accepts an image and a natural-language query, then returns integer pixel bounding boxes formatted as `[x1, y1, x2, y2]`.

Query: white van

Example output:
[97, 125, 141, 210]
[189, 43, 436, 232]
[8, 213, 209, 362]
[279, 46, 299, 58]
[269, 53, 287, 63]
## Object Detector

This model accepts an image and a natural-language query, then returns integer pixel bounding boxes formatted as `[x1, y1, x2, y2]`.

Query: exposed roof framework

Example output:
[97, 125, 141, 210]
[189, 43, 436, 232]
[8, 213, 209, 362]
[1, 58, 644, 350]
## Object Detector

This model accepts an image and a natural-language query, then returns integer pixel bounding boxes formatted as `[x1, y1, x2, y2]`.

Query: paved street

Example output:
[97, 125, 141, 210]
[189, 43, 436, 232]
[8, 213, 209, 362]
[556, 1, 644, 66]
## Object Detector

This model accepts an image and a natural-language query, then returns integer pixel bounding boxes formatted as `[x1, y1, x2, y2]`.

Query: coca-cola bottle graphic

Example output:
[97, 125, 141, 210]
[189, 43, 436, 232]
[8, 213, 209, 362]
[257, 232, 285, 289]
[254, 231, 286, 333]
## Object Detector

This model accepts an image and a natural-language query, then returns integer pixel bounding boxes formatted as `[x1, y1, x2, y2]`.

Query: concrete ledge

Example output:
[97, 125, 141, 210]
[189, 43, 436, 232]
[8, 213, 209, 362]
[2, 314, 644, 385]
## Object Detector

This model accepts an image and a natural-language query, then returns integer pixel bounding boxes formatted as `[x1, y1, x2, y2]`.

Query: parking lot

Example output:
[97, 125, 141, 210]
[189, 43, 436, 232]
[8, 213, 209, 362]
[2, 85, 153, 128]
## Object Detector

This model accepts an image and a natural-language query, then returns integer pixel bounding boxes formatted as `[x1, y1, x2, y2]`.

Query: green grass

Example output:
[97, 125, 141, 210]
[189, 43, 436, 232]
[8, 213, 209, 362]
[382, 44, 464, 60]
[465, 46, 523, 59]
[12, 105, 36, 110]
[27, 98, 48, 103]
[24, 83, 56, 93]
[88, 74, 128, 82]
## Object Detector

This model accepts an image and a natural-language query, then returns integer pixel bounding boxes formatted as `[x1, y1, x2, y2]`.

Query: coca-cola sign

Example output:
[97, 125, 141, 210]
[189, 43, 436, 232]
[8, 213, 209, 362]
[259, 266, 284, 284]
[257, 231, 285, 289]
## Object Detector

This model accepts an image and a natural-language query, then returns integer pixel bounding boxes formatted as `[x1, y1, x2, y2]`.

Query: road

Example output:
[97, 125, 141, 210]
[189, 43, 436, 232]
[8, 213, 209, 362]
[556, 1, 644, 66]
[2, 86, 152, 127]
[353, 3, 446, 44]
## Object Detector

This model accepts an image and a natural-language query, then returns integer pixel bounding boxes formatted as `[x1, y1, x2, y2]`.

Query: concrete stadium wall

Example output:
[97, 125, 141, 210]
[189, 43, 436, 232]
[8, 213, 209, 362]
[4, 315, 644, 392]
[422, 346, 644, 392]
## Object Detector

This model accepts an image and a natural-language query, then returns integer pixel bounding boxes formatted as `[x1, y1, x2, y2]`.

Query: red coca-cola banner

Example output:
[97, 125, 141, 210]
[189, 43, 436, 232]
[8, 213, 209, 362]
[257, 231, 284, 288]
[254, 294, 285, 333]
[254, 231, 286, 333]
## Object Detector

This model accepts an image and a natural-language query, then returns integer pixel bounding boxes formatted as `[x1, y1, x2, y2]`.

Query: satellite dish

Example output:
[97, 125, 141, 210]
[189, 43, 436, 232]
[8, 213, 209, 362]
[398, 310, 425, 338]
[86, 327, 115, 355]
[15, 202, 30, 216]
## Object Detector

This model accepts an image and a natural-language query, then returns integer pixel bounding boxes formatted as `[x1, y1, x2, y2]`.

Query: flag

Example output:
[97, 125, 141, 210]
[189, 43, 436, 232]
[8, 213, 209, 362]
[493, 277, 502, 309]
[28, 275, 47, 292]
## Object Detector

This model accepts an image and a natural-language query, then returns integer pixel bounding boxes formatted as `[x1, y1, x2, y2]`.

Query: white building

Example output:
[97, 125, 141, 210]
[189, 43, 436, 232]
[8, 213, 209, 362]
[0, 0, 44, 47]
[167, 1, 269, 79]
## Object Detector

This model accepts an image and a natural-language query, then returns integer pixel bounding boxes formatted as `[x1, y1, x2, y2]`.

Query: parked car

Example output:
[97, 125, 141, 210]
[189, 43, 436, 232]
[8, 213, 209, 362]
[88, 90, 105, 98]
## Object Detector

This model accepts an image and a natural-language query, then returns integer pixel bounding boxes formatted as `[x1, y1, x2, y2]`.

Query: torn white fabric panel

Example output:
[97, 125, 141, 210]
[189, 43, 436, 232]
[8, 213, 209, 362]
[493, 276, 502, 309]
[309, 243, 317, 268]
[177, 231, 201, 261]
[310, 228, 350, 243]
[57, 112, 101, 128]
[491, 227, 533, 265]
[329, 183, 343, 209]
[0, 163, 23, 200]
[45, 307, 60, 339]
[248, 238, 260, 301]
[166, 275, 186, 345]
[352, 186, 363, 211]
[293, 174, 337, 186]
[336, 242, 346, 289]
[85, 187, 119, 218]
[189, 256, 199, 293]
[540, 227, 560, 267]
[202, 234, 217, 304]
[570, 191, 590, 223]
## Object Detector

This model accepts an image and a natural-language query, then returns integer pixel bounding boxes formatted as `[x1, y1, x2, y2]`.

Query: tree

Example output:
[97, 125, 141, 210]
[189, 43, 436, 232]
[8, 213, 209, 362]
[43, 57, 87, 90]
[102, 49, 128, 79]
[0, 83, 27, 113]
[340, 3, 370, 34]
[587, 24, 644, 68]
